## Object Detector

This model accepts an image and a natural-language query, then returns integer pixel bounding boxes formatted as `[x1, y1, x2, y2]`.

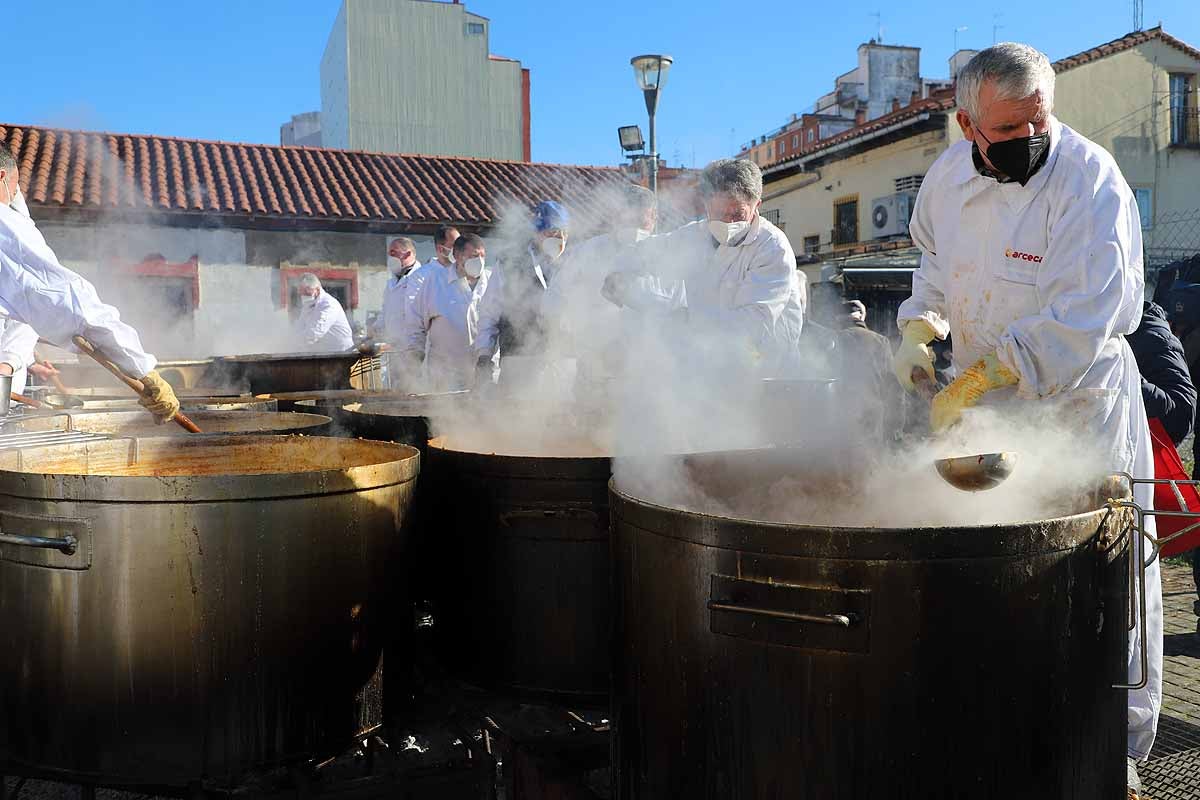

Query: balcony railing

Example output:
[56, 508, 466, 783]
[1170, 108, 1200, 148]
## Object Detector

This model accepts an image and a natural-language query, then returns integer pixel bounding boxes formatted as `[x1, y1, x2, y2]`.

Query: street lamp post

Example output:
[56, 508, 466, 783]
[630, 54, 673, 196]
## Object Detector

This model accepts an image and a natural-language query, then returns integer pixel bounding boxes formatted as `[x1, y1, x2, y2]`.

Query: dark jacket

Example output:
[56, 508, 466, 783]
[1127, 301, 1196, 446]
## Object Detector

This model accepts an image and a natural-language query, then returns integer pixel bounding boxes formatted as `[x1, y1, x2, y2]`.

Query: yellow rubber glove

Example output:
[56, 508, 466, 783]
[893, 319, 938, 391]
[138, 370, 181, 424]
[929, 352, 1019, 432]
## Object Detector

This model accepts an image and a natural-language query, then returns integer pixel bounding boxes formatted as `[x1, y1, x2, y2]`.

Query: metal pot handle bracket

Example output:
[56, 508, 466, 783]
[0, 511, 93, 570]
[1107, 471, 1200, 690]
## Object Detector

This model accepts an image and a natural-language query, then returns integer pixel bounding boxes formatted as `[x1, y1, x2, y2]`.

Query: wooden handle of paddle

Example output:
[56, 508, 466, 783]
[911, 367, 939, 404]
[71, 336, 202, 433]
[10, 392, 43, 409]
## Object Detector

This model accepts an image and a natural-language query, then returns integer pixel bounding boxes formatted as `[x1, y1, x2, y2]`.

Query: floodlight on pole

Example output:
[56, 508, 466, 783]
[618, 125, 645, 153]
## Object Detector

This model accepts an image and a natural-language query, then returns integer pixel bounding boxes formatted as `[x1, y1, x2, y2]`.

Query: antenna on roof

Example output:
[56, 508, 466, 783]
[870, 11, 883, 42]
[992, 13, 1003, 44]
[1132, 0, 1144, 31]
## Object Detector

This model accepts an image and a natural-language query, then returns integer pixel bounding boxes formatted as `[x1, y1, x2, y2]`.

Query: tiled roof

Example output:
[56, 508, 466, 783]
[0, 122, 630, 233]
[765, 88, 956, 173]
[1053, 26, 1200, 72]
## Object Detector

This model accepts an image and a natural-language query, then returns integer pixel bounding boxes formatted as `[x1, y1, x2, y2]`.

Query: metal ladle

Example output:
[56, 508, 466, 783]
[911, 368, 1017, 492]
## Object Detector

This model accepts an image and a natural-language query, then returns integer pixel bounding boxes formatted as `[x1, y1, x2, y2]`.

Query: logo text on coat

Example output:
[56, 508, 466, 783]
[1004, 248, 1044, 263]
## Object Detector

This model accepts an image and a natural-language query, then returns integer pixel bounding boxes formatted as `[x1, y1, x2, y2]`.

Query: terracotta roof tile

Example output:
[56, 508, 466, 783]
[0, 122, 631, 233]
[1052, 26, 1200, 72]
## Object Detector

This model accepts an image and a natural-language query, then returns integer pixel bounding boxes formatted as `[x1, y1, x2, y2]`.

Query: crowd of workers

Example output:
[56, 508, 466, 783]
[0, 41, 1196, 797]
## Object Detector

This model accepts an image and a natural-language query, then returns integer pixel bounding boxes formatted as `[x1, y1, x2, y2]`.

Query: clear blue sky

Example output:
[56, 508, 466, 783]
[2, 0, 1197, 168]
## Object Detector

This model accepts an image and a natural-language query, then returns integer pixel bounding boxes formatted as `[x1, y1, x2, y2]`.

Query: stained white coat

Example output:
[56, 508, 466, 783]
[897, 119, 1161, 759]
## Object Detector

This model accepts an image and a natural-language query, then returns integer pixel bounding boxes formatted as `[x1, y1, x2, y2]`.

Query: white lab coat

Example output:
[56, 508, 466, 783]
[380, 261, 428, 345]
[295, 290, 354, 352]
[0, 205, 155, 378]
[402, 263, 498, 391]
[0, 318, 38, 395]
[897, 118, 1161, 759]
[631, 216, 805, 374]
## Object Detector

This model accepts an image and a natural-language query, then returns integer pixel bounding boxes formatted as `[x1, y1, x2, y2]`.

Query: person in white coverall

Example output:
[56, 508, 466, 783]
[380, 236, 426, 388]
[401, 234, 499, 391]
[294, 273, 354, 352]
[891, 45, 1160, 788]
[0, 144, 179, 421]
[603, 158, 804, 375]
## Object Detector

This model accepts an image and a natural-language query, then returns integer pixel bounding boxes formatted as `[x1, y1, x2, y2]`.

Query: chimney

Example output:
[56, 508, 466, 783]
[855, 108, 866, 126]
[891, 97, 900, 113]
[910, 90, 920, 105]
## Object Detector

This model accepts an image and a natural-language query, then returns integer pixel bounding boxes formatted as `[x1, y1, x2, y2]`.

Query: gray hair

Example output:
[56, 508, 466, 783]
[956, 43, 1055, 123]
[700, 158, 762, 203]
[623, 183, 657, 211]
[299, 273, 322, 290]
[0, 144, 15, 172]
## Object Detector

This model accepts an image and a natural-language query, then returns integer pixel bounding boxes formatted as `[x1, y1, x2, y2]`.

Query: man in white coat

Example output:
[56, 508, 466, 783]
[0, 144, 179, 421]
[401, 234, 499, 391]
[294, 274, 354, 353]
[891, 44, 1159, 788]
[603, 158, 804, 375]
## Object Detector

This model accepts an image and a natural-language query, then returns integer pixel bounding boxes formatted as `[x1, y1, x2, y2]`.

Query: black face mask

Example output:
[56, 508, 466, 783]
[974, 127, 1051, 186]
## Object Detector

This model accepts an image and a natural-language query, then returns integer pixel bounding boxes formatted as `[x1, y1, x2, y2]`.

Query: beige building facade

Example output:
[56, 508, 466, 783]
[762, 27, 1200, 269]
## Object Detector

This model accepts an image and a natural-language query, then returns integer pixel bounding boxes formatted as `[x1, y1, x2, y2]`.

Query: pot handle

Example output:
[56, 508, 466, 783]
[0, 531, 78, 555]
[0, 511, 93, 570]
[1105, 471, 1200, 690]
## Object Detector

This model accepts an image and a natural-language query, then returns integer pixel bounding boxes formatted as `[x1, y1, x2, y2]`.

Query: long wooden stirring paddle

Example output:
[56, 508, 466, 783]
[71, 335, 202, 433]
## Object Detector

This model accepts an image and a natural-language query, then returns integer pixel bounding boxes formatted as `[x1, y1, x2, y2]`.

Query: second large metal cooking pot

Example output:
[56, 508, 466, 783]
[611, 449, 1131, 799]
[0, 434, 420, 787]
[2, 409, 330, 438]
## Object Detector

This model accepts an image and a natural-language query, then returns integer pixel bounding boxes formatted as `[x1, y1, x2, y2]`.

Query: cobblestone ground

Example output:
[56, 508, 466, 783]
[1141, 560, 1200, 799]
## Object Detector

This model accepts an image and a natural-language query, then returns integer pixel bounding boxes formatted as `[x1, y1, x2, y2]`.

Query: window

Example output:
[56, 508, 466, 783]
[894, 175, 924, 193]
[1133, 188, 1153, 229]
[762, 209, 784, 231]
[1169, 73, 1196, 146]
[807, 129, 815, 143]
[803, 235, 820, 255]
[792, 134, 800, 148]
[465, 22, 485, 35]
[833, 197, 859, 246]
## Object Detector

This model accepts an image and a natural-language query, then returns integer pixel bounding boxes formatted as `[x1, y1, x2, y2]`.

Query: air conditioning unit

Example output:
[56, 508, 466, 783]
[870, 192, 916, 238]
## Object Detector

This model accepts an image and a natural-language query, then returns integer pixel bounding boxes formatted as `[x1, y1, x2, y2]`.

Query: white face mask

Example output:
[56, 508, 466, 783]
[387, 257, 408, 276]
[708, 218, 751, 246]
[7, 185, 28, 219]
[540, 236, 565, 261]
[438, 244, 456, 263]
[463, 256, 485, 278]
[301, 294, 317, 308]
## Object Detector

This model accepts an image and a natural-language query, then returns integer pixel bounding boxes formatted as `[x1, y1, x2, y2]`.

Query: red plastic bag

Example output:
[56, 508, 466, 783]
[1147, 417, 1200, 557]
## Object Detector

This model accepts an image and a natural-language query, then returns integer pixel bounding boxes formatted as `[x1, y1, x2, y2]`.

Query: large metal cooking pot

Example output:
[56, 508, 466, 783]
[610, 449, 1132, 799]
[39, 394, 278, 412]
[322, 392, 470, 443]
[208, 352, 364, 394]
[52, 359, 223, 393]
[3, 409, 330, 438]
[428, 438, 612, 701]
[0, 434, 420, 787]
[269, 389, 395, 414]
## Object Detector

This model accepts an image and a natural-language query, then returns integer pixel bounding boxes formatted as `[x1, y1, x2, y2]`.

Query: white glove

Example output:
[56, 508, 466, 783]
[893, 319, 937, 392]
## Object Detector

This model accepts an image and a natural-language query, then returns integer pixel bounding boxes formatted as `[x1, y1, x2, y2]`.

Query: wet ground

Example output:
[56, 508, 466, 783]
[5, 561, 1200, 800]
